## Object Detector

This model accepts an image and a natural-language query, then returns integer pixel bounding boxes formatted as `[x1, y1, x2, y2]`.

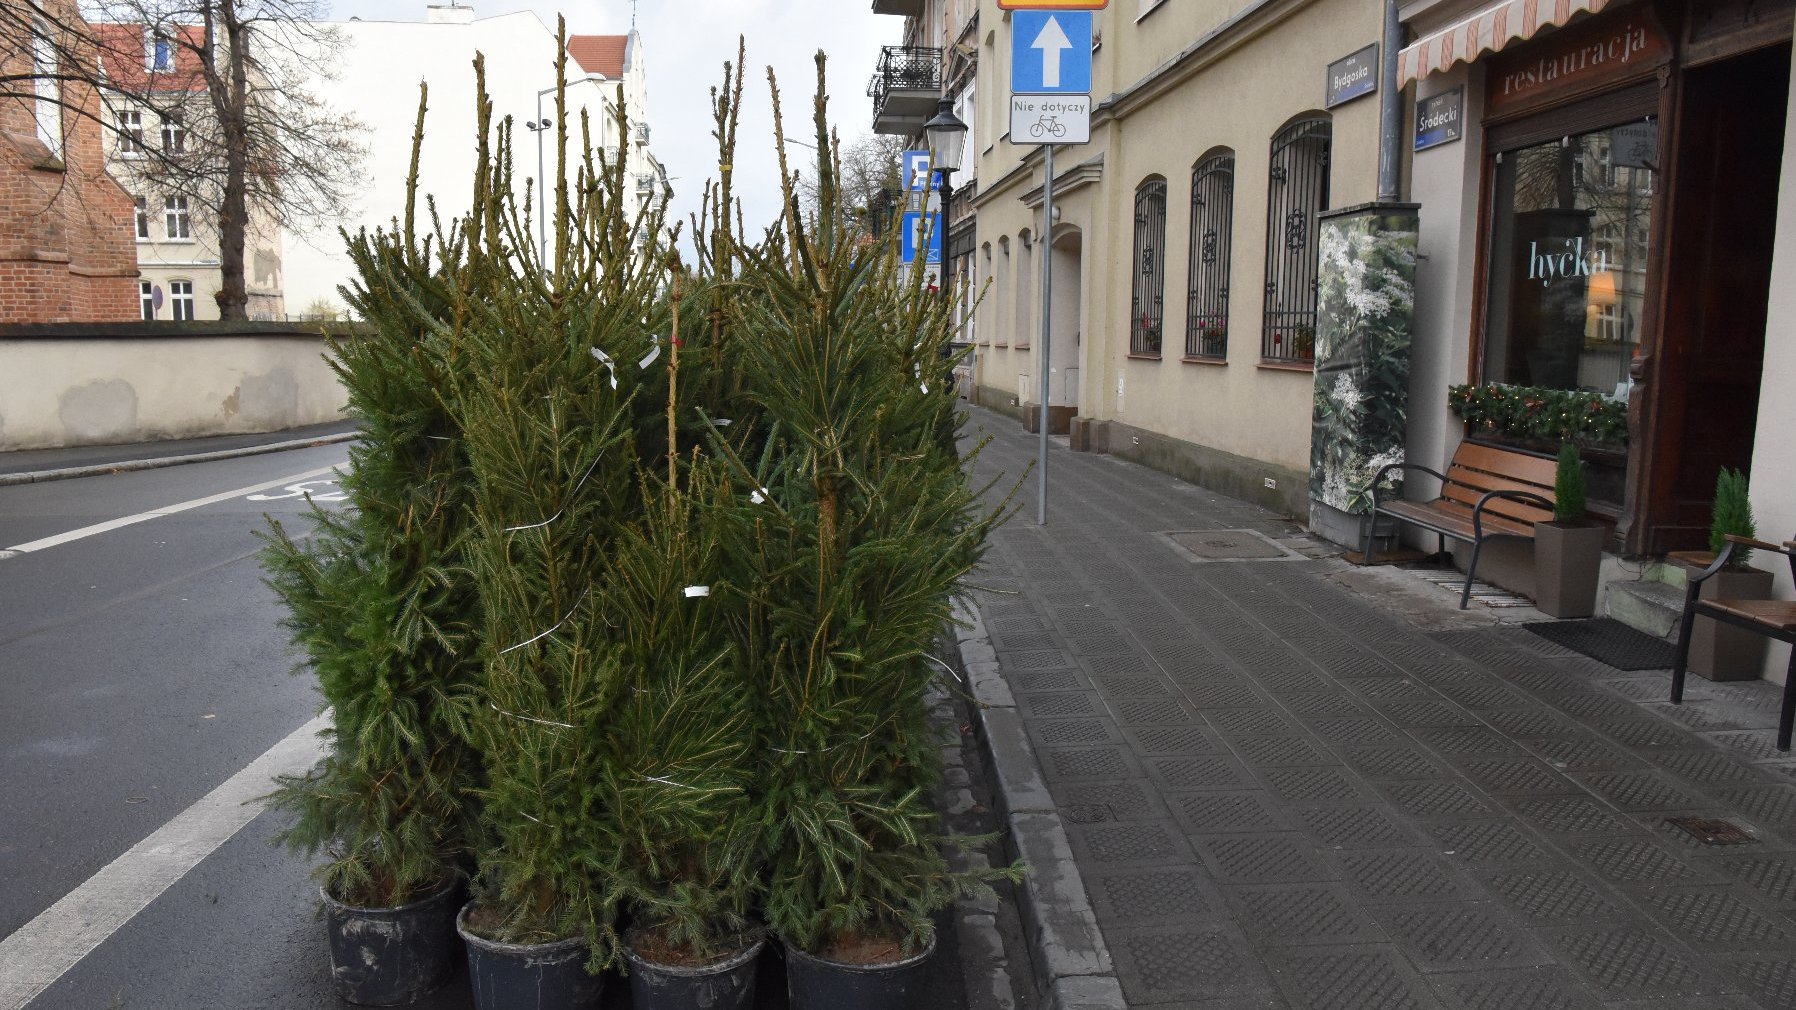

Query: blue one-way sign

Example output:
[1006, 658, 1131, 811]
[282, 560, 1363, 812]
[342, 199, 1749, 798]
[1011, 10, 1092, 95]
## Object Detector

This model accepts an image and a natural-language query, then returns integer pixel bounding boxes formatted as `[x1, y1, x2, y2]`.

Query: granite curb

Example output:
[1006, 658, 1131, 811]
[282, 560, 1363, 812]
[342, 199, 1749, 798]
[953, 596, 1125, 1010]
[0, 431, 358, 486]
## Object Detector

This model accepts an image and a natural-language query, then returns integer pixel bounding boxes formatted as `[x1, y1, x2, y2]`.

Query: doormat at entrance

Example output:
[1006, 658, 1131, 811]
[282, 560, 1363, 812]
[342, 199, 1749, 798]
[1525, 618, 1678, 671]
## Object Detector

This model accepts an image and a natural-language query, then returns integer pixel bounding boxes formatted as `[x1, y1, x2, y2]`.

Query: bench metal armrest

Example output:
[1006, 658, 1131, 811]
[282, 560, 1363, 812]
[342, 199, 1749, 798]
[1725, 534, 1795, 556]
[1470, 489, 1553, 542]
[1368, 463, 1446, 512]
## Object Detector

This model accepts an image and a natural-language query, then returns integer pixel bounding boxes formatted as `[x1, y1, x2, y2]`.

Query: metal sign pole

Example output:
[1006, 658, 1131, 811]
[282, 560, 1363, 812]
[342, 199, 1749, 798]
[1037, 143, 1054, 526]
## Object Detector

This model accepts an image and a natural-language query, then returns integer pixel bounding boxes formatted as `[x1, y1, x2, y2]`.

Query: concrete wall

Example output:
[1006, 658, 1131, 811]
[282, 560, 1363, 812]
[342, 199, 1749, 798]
[0, 325, 345, 450]
[1748, 68, 1796, 683]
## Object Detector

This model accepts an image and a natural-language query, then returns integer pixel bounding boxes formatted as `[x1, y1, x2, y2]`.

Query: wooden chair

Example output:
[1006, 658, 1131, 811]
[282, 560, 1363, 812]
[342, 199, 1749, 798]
[1669, 536, 1796, 749]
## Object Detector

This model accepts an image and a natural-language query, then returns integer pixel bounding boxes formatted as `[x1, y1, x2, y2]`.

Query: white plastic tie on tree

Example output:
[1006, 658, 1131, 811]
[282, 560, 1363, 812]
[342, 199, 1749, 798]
[641, 774, 705, 791]
[714, 418, 732, 427]
[487, 701, 576, 730]
[768, 727, 879, 756]
[749, 487, 772, 505]
[504, 455, 603, 532]
[915, 361, 929, 394]
[497, 592, 586, 654]
[683, 585, 710, 598]
[922, 652, 964, 684]
[590, 347, 618, 390]
[639, 341, 661, 370]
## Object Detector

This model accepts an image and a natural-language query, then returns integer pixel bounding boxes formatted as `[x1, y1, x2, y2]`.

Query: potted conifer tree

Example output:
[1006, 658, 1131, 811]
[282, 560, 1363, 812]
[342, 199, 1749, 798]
[262, 88, 478, 1006]
[1674, 468, 1776, 680]
[726, 61, 1015, 1010]
[1533, 442, 1606, 618]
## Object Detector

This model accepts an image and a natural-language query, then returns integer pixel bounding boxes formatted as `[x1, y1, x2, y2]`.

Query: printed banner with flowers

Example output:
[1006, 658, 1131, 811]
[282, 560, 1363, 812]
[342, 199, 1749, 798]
[1309, 206, 1419, 515]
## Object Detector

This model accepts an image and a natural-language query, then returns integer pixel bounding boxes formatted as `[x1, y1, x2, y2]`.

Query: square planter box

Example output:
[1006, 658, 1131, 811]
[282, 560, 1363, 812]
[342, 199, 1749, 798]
[1671, 552, 1777, 681]
[1534, 523, 1605, 619]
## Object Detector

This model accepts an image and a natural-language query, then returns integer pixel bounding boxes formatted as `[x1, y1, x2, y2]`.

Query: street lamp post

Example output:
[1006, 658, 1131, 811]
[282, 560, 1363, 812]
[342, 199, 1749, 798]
[526, 79, 607, 264]
[923, 97, 967, 297]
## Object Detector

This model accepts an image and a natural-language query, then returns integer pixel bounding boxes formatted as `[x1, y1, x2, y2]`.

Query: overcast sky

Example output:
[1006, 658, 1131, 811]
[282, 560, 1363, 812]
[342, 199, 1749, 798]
[338, 0, 899, 248]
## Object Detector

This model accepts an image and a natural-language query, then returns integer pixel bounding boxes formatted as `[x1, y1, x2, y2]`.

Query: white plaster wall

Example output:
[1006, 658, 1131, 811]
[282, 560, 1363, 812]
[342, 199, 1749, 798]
[1405, 65, 1486, 508]
[1747, 68, 1796, 683]
[0, 337, 345, 450]
[282, 10, 643, 315]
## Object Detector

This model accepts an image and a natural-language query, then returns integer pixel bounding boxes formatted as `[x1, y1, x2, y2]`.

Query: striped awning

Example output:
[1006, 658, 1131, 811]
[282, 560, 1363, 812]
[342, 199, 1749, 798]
[1398, 0, 1615, 85]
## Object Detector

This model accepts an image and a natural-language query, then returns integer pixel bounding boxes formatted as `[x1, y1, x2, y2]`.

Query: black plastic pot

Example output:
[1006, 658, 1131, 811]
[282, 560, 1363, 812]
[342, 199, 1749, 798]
[622, 932, 764, 1010]
[783, 932, 936, 1010]
[455, 903, 603, 1010]
[320, 877, 462, 1005]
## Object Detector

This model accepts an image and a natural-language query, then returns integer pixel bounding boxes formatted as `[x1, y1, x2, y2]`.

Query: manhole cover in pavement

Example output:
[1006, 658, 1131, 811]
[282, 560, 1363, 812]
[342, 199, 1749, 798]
[1664, 816, 1759, 846]
[1160, 530, 1300, 562]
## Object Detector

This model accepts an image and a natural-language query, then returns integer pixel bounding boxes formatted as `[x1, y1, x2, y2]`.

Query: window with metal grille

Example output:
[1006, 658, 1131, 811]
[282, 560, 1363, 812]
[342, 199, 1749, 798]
[1130, 178, 1168, 356]
[1262, 117, 1331, 363]
[1185, 152, 1234, 359]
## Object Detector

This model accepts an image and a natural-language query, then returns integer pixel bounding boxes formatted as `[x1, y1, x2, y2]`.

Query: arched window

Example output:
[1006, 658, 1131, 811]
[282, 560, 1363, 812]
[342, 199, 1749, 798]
[978, 242, 992, 345]
[995, 236, 1011, 346]
[1014, 229, 1033, 348]
[1130, 178, 1168, 356]
[1186, 151, 1234, 359]
[1262, 116, 1331, 362]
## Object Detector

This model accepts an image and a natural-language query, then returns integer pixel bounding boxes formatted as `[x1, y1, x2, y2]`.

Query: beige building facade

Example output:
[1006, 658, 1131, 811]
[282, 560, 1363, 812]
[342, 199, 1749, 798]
[968, 0, 1388, 515]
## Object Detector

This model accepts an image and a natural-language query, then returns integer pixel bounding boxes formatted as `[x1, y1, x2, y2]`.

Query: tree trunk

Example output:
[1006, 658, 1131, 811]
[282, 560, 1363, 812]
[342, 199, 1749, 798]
[210, 0, 250, 321]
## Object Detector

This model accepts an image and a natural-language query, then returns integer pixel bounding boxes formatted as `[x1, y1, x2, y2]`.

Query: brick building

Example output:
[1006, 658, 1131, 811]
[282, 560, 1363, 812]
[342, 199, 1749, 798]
[1, 3, 140, 323]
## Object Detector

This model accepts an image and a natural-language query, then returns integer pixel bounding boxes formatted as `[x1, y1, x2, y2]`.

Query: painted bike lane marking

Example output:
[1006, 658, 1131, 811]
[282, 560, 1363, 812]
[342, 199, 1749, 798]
[2, 462, 347, 555]
[0, 714, 330, 1010]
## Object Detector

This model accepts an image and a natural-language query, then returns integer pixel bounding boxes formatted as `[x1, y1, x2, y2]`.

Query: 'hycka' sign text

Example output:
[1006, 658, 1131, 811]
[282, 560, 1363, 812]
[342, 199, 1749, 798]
[1527, 237, 1610, 288]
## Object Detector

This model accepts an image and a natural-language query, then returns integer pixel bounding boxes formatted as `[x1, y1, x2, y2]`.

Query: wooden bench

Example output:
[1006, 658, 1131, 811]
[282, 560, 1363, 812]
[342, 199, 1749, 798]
[1671, 536, 1796, 749]
[1361, 442, 1557, 609]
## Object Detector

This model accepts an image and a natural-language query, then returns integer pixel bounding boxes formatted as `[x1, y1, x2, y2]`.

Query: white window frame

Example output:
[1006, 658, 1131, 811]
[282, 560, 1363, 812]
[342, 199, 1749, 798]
[159, 112, 186, 154]
[118, 109, 144, 157]
[140, 280, 156, 320]
[169, 280, 195, 321]
[33, 20, 62, 156]
[147, 31, 173, 72]
[164, 195, 191, 240]
[134, 197, 149, 240]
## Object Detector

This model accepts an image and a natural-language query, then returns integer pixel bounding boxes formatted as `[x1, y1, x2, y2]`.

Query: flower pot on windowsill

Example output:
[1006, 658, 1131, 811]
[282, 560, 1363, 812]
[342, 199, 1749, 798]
[1670, 552, 1777, 681]
[1534, 522, 1606, 618]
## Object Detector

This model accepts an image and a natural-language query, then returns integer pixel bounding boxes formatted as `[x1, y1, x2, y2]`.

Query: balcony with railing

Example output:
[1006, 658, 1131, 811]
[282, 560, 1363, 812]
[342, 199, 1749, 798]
[871, 0, 924, 14]
[867, 46, 941, 135]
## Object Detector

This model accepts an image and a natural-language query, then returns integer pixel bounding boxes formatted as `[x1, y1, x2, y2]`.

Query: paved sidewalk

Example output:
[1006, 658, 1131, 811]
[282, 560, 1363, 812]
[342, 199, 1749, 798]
[962, 406, 1796, 1010]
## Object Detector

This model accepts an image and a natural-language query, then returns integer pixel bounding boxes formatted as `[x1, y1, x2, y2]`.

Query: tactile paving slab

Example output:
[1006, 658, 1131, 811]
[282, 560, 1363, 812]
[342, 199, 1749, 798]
[1233, 734, 1333, 767]
[1485, 870, 1622, 925]
[1581, 771, 1704, 811]
[1381, 903, 1544, 972]
[1513, 796, 1635, 835]
[1341, 746, 1448, 781]
[1128, 725, 1213, 753]
[1267, 767, 1370, 803]
[1573, 837, 1704, 883]
[1644, 889, 1793, 948]
[1300, 806, 1415, 848]
[1207, 707, 1300, 736]
[1088, 868, 1215, 922]
[1044, 746, 1133, 781]
[1113, 926, 1267, 1003]
[1338, 850, 1468, 900]
[1720, 855, 1796, 906]
[1151, 755, 1250, 790]
[1546, 926, 1713, 998]
[1173, 791, 1288, 834]
[1272, 948, 1428, 1010]
[1196, 833, 1333, 884]
[1426, 820, 1547, 864]
[1458, 758, 1575, 795]
[1225, 884, 1387, 946]
[1070, 821, 1187, 864]
[1051, 780, 1160, 821]
[1385, 781, 1493, 817]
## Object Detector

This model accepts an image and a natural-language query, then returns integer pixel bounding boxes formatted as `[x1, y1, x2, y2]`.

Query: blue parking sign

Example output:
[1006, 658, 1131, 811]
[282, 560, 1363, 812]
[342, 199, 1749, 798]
[901, 212, 942, 266]
[1011, 10, 1092, 95]
[902, 150, 936, 192]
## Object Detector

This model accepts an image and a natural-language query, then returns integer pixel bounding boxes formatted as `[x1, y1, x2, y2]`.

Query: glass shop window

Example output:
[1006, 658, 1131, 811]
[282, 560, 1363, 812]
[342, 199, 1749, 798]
[1482, 120, 1656, 397]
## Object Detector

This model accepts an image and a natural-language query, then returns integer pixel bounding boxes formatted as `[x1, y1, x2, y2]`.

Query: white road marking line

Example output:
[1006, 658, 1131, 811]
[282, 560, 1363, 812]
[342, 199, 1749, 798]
[0, 713, 329, 1010]
[3, 462, 347, 555]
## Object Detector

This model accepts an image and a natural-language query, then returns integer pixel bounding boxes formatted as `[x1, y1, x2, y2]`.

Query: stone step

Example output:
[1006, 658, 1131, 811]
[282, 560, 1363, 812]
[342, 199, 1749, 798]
[1607, 578, 1685, 639]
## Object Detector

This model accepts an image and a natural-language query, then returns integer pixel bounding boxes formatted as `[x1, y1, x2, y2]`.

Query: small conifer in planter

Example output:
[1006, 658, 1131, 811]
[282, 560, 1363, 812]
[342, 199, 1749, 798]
[261, 86, 482, 1006]
[1534, 442, 1604, 618]
[1678, 468, 1775, 680]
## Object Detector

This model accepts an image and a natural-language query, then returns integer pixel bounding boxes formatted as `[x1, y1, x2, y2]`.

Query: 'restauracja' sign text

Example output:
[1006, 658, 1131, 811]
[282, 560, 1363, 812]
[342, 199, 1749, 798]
[1487, 10, 1670, 117]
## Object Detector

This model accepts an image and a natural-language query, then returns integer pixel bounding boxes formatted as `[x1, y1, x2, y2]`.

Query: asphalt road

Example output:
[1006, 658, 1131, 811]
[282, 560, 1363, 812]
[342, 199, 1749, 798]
[0, 445, 969, 1010]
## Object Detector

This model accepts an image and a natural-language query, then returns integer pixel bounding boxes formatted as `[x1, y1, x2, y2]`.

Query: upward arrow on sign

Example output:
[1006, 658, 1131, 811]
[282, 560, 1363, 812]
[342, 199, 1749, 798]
[1031, 16, 1072, 88]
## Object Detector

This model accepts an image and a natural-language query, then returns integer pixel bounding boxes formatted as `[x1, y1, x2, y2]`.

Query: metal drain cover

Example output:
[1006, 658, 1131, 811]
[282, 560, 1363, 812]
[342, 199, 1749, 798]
[1664, 816, 1759, 846]
[1060, 804, 1114, 824]
[1162, 529, 1295, 561]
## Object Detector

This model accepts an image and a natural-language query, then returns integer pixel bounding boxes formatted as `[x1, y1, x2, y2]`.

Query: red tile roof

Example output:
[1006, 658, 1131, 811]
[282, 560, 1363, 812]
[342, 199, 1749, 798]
[567, 34, 627, 80]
